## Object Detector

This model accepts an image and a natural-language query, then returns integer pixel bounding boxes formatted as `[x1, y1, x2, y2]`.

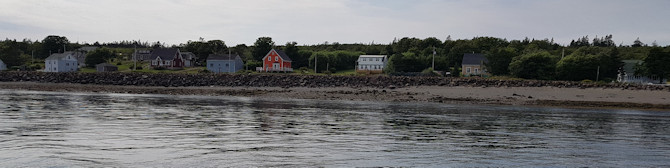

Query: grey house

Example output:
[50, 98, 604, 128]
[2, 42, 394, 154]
[0, 59, 6, 71]
[44, 52, 79, 72]
[207, 54, 244, 73]
[96, 63, 118, 72]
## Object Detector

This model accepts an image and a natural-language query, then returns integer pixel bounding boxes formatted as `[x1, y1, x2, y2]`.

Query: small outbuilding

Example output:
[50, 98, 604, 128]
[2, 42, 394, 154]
[96, 63, 118, 72]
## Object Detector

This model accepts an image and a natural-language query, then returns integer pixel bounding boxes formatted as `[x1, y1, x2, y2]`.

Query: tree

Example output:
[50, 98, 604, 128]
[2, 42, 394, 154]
[207, 40, 227, 54]
[283, 42, 307, 68]
[632, 37, 644, 47]
[643, 47, 670, 83]
[85, 48, 115, 68]
[40, 35, 70, 58]
[485, 47, 517, 76]
[252, 37, 274, 60]
[508, 51, 558, 80]
[0, 42, 29, 67]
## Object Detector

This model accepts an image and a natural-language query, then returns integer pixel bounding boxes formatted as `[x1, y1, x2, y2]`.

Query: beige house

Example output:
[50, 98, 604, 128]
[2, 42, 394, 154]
[461, 53, 489, 77]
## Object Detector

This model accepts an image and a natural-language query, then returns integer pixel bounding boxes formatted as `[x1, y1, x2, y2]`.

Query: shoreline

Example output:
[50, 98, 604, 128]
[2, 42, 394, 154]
[1, 82, 669, 111]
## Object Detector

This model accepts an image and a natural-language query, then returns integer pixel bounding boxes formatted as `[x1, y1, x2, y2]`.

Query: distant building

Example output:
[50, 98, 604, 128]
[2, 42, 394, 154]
[96, 63, 118, 72]
[45, 53, 79, 72]
[207, 54, 244, 73]
[150, 48, 185, 69]
[356, 55, 387, 74]
[0, 59, 6, 71]
[134, 49, 153, 61]
[257, 49, 292, 72]
[461, 53, 489, 77]
[617, 60, 666, 84]
[77, 46, 99, 53]
[180, 52, 197, 67]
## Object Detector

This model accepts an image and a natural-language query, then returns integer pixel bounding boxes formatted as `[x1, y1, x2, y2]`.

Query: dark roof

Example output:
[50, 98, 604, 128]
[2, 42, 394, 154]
[150, 48, 180, 60]
[180, 52, 196, 60]
[208, 54, 242, 61]
[621, 60, 643, 74]
[462, 53, 488, 65]
[263, 49, 292, 62]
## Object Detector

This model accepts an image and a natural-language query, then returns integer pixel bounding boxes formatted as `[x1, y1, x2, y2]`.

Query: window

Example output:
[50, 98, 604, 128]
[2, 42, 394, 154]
[66, 63, 69, 66]
[275, 56, 278, 61]
[475, 68, 479, 73]
[226, 63, 229, 67]
[268, 57, 271, 61]
[466, 67, 471, 73]
[210, 64, 213, 67]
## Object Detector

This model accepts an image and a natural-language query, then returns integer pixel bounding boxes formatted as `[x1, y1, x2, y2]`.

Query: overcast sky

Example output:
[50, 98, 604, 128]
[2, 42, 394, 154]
[1, 0, 669, 46]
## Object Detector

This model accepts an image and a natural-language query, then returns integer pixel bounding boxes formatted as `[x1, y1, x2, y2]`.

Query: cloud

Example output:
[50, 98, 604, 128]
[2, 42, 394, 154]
[0, 0, 668, 46]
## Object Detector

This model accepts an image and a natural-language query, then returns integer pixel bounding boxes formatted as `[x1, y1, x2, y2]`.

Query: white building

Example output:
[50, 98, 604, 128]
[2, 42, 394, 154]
[0, 59, 6, 71]
[44, 53, 79, 72]
[617, 60, 667, 84]
[356, 55, 387, 74]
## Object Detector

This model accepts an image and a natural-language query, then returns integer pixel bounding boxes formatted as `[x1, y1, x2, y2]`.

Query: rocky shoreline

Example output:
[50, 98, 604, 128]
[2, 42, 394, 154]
[1, 72, 669, 91]
[1, 72, 669, 110]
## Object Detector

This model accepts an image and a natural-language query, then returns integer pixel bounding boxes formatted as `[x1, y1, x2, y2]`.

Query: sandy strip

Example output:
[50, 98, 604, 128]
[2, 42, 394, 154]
[1, 82, 669, 110]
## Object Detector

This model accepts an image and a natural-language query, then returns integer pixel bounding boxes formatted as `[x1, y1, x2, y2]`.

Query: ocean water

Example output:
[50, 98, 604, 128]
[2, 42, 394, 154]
[1, 89, 669, 167]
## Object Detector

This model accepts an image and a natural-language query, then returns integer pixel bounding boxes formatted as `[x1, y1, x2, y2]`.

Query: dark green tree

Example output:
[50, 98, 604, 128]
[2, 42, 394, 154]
[509, 51, 558, 80]
[85, 48, 115, 68]
[40, 35, 70, 58]
[252, 37, 274, 60]
[632, 37, 644, 47]
[643, 47, 670, 83]
[0, 42, 29, 67]
[485, 47, 517, 76]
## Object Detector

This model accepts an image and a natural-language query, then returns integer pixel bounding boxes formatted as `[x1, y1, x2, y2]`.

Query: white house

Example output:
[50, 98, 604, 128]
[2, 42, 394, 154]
[207, 54, 244, 73]
[0, 59, 7, 71]
[617, 60, 667, 84]
[44, 53, 79, 72]
[356, 55, 387, 74]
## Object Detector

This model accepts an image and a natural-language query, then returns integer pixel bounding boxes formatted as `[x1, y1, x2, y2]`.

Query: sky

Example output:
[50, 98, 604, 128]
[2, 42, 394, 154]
[1, 0, 669, 46]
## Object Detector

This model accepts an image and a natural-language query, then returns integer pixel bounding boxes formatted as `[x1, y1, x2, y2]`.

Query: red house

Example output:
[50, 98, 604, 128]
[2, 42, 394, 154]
[150, 48, 184, 69]
[258, 49, 292, 72]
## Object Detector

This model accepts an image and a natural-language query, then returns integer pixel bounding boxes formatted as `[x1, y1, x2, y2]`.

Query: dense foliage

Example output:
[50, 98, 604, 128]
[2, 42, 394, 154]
[85, 48, 116, 68]
[1, 35, 669, 82]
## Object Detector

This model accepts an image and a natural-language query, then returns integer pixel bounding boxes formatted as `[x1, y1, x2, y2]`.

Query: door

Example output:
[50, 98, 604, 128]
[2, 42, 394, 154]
[273, 63, 280, 70]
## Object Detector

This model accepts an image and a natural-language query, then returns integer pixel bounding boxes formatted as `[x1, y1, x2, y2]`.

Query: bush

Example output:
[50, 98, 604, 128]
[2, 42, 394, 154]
[581, 79, 593, 83]
[154, 66, 166, 70]
[116, 62, 122, 65]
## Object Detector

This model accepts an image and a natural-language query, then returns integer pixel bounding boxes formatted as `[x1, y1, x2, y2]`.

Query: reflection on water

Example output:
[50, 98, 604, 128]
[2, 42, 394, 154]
[1, 90, 669, 167]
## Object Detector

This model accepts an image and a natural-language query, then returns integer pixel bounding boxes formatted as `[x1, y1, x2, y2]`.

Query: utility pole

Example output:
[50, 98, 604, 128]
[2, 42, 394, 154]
[314, 55, 317, 73]
[133, 45, 137, 71]
[432, 46, 436, 70]
[596, 66, 600, 82]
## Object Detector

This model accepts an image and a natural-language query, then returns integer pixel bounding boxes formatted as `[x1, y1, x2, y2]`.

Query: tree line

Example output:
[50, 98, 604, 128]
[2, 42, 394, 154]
[1, 35, 669, 82]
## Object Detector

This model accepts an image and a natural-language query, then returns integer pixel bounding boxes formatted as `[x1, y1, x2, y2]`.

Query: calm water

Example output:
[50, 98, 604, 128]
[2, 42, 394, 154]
[1, 90, 669, 167]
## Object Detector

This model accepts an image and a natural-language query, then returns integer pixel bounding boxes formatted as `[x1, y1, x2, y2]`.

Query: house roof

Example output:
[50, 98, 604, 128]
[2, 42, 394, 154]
[621, 60, 643, 74]
[78, 46, 99, 52]
[462, 53, 488, 65]
[180, 52, 196, 60]
[45, 53, 73, 60]
[275, 49, 292, 62]
[151, 48, 180, 60]
[0, 59, 4, 64]
[264, 49, 292, 62]
[359, 55, 387, 58]
[208, 54, 241, 61]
